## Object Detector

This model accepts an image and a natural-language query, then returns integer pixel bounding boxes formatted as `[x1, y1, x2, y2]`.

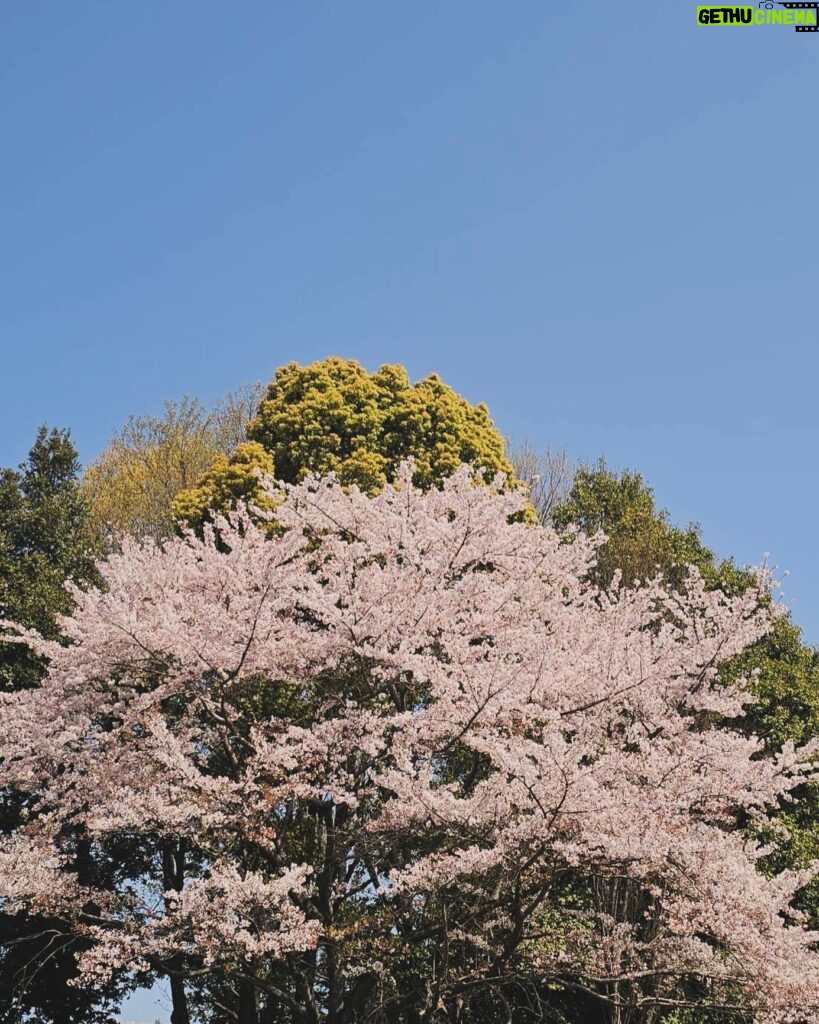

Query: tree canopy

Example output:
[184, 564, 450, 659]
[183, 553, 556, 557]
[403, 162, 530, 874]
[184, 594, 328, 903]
[2, 467, 818, 1024]
[550, 458, 751, 594]
[173, 358, 518, 528]
[4, 376, 819, 1024]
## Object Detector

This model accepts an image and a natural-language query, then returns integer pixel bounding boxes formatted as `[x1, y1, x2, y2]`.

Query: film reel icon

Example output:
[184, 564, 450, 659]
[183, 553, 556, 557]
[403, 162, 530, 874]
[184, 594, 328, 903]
[776, 0, 819, 30]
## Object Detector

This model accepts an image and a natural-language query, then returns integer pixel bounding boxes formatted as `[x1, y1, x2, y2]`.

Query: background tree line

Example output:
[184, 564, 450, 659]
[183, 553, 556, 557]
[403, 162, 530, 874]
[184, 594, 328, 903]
[1, 356, 817, 1024]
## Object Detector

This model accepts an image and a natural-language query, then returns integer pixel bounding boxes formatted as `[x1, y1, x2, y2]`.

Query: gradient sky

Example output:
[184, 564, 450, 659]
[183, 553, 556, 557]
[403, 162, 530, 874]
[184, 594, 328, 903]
[1, 5, 817, 1018]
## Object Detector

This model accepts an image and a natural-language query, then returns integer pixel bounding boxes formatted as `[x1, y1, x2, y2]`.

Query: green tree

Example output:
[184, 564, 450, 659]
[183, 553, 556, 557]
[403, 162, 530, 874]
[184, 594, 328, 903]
[723, 613, 819, 915]
[0, 428, 133, 1023]
[551, 458, 750, 594]
[174, 358, 519, 528]
[0, 427, 100, 690]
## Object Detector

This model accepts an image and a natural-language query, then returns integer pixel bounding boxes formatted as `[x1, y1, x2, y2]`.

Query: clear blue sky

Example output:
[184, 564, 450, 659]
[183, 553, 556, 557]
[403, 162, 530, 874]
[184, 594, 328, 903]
[1, 6, 818, 1013]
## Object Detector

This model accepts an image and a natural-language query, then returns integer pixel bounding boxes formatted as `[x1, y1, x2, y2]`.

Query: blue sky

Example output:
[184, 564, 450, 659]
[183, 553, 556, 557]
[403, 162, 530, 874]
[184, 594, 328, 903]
[1, 7, 817, 1013]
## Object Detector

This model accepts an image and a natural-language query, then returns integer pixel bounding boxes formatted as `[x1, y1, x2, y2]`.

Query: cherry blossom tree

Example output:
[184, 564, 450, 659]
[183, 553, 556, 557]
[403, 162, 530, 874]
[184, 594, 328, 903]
[1, 465, 818, 1024]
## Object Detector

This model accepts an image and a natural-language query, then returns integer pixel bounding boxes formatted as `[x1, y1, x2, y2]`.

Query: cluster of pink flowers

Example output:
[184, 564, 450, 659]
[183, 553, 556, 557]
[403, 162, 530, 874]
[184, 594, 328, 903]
[1, 464, 817, 1019]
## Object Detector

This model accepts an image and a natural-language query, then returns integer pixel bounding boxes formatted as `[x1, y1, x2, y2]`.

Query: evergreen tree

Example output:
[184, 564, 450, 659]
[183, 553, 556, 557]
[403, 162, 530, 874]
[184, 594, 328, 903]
[0, 427, 100, 691]
[0, 428, 131, 1023]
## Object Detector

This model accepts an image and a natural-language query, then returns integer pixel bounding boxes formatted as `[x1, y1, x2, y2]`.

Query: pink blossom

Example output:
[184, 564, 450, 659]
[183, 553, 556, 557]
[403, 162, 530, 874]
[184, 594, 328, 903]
[0, 464, 815, 1019]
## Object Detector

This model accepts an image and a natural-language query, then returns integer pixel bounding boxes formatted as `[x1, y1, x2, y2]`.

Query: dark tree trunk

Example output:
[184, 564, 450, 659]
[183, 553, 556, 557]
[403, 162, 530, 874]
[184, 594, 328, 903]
[259, 993, 278, 1024]
[169, 975, 191, 1024]
[238, 978, 260, 1024]
[162, 840, 191, 1024]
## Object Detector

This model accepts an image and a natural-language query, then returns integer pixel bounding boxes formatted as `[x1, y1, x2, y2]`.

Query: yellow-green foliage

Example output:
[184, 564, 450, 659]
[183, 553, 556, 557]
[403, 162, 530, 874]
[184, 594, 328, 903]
[84, 389, 262, 543]
[83, 415, 221, 542]
[171, 441, 276, 526]
[174, 357, 519, 528]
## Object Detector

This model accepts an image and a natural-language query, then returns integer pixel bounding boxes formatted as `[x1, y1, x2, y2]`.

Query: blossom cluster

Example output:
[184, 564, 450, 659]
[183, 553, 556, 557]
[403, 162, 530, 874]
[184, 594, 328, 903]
[1, 465, 816, 1019]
